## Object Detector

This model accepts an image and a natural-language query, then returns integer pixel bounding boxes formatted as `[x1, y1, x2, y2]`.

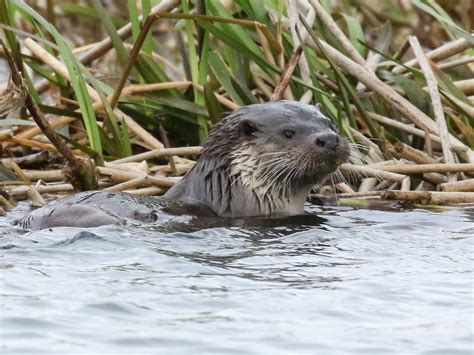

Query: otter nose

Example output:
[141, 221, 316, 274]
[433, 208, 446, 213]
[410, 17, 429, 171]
[315, 133, 340, 150]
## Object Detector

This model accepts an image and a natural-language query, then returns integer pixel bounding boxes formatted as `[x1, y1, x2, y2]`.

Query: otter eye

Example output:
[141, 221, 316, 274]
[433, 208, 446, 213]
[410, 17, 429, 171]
[329, 122, 339, 133]
[282, 130, 295, 139]
[240, 120, 257, 135]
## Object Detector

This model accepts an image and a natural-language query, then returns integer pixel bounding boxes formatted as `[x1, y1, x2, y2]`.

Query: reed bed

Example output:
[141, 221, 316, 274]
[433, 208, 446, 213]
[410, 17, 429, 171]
[0, 0, 473, 215]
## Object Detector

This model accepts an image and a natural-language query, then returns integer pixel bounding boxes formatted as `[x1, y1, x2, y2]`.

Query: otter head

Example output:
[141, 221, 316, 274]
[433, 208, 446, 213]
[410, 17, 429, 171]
[165, 101, 350, 218]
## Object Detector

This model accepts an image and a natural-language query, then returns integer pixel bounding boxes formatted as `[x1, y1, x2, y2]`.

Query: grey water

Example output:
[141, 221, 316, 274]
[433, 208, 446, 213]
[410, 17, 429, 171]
[0, 203, 473, 354]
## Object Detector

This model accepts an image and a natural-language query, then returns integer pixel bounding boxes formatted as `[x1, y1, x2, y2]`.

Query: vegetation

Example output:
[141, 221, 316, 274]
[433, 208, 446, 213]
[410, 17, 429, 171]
[0, 0, 473, 211]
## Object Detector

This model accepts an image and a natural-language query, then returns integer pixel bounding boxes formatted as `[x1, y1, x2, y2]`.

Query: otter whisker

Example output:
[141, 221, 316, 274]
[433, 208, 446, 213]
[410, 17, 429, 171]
[253, 158, 290, 185]
[282, 163, 301, 198]
[261, 162, 294, 196]
[329, 174, 340, 204]
[259, 162, 292, 189]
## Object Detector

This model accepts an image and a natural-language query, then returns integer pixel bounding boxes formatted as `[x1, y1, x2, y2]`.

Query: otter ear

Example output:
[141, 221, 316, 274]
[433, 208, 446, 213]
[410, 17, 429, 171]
[314, 103, 322, 111]
[239, 119, 257, 135]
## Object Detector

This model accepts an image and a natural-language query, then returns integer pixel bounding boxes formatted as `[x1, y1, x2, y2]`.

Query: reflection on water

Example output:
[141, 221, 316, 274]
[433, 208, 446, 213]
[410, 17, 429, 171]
[1, 203, 473, 354]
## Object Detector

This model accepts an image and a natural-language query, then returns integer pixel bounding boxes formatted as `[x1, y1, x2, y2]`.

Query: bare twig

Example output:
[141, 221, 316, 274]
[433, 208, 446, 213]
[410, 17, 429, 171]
[110, 14, 159, 109]
[270, 46, 302, 101]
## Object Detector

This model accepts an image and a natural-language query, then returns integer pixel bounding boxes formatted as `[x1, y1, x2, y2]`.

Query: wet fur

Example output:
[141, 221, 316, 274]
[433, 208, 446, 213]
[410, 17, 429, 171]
[165, 101, 350, 217]
[18, 101, 350, 229]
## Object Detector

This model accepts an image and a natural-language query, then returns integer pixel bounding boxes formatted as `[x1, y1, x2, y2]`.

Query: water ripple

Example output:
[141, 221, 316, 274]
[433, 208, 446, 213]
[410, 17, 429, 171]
[0, 204, 472, 354]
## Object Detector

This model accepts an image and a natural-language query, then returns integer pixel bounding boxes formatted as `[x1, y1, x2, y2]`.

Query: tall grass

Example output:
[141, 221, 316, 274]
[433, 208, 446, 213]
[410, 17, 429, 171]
[0, 0, 472, 163]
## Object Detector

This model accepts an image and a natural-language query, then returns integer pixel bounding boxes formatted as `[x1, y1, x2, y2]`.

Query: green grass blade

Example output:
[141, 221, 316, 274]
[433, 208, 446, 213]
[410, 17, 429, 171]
[92, 0, 128, 66]
[15, 1, 103, 154]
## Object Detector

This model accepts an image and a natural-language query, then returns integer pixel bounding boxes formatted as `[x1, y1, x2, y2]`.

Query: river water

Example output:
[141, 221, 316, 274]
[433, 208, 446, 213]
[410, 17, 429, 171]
[0, 203, 473, 354]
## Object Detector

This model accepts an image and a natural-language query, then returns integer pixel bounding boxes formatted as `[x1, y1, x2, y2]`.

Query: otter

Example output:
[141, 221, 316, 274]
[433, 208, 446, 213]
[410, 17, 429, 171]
[17, 101, 350, 230]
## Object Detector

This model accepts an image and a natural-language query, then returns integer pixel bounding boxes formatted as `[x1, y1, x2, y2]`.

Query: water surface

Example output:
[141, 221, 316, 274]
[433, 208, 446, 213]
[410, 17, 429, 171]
[1, 203, 473, 354]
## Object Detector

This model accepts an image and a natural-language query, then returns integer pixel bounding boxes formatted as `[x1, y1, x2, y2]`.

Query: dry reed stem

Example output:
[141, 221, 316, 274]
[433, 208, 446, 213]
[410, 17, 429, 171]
[194, 83, 240, 110]
[401, 177, 411, 191]
[0, 195, 14, 209]
[104, 177, 147, 192]
[452, 79, 474, 95]
[151, 163, 195, 175]
[97, 166, 179, 188]
[3, 159, 29, 182]
[367, 112, 444, 148]
[288, 0, 315, 103]
[255, 25, 279, 83]
[2, 39, 97, 191]
[7, 151, 48, 166]
[380, 163, 474, 174]
[391, 143, 447, 187]
[252, 71, 273, 99]
[358, 177, 378, 192]
[80, 0, 180, 64]
[409, 36, 456, 182]
[392, 37, 474, 74]
[121, 81, 192, 95]
[438, 179, 474, 192]
[24, 169, 63, 182]
[25, 39, 167, 152]
[109, 81, 238, 111]
[5, 182, 113, 199]
[422, 173, 447, 186]
[15, 117, 76, 141]
[306, 38, 474, 162]
[124, 186, 164, 196]
[335, 182, 355, 193]
[97, 166, 145, 181]
[318, 191, 382, 198]
[393, 142, 437, 164]
[26, 186, 45, 206]
[0, 181, 30, 186]
[34, 0, 181, 94]
[11, 137, 62, 152]
[112, 146, 202, 164]
[122, 43, 182, 79]
[340, 163, 406, 182]
[7, 184, 74, 198]
[308, 0, 366, 66]
[0, 129, 12, 141]
[107, 161, 149, 174]
[443, 93, 474, 118]
[438, 56, 474, 70]
[90, 81, 192, 112]
[382, 190, 474, 204]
